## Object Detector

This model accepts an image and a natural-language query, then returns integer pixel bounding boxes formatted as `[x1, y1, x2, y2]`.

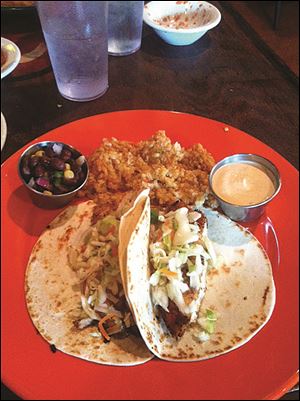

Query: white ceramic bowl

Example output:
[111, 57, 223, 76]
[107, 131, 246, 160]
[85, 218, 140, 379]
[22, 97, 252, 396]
[143, 1, 221, 46]
[1, 112, 7, 151]
[1, 37, 21, 79]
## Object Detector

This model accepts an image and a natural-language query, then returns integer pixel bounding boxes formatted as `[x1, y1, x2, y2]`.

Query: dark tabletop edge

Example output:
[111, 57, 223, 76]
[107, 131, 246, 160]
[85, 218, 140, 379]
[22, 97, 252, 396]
[221, 1, 299, 88]
[1, 383, 22, 400]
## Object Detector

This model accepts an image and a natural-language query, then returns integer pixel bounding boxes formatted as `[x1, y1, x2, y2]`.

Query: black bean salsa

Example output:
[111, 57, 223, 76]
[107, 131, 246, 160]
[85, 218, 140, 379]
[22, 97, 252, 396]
[21, 143, 87, 196]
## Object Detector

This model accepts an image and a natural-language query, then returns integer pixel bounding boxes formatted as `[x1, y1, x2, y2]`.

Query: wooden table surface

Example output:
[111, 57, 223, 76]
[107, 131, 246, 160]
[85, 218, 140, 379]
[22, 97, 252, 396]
[1, 2, 298, 400]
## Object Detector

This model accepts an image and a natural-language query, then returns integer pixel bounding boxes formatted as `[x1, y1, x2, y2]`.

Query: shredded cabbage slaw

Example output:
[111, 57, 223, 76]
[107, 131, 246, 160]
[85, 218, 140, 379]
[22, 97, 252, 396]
[68, 215, 134, 340]
[149, 207, 217, 323]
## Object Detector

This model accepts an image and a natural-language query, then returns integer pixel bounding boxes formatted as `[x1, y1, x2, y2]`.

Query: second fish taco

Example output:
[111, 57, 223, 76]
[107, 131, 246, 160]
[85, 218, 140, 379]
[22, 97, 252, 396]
[120, 193, 276, 361]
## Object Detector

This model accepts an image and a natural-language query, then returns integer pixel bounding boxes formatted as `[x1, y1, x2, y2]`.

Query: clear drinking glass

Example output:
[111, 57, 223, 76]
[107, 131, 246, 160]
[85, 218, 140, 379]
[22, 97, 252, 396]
[108, 1, 144, 56]
[37, 1, 108, 102]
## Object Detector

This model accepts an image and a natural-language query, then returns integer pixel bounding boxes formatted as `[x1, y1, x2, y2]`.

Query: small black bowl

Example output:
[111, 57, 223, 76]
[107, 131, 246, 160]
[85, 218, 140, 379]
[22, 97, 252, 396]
[18, 141, 89, 209]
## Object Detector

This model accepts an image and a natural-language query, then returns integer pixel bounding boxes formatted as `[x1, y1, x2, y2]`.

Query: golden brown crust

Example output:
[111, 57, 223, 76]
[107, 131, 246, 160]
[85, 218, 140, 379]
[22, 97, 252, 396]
[79, 131, 215, 219]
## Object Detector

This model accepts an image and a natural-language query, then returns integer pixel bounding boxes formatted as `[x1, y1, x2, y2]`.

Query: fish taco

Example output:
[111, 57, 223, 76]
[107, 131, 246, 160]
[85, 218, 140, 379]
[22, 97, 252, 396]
[120, 194, 276, 361]
[25, 197, 153, 366]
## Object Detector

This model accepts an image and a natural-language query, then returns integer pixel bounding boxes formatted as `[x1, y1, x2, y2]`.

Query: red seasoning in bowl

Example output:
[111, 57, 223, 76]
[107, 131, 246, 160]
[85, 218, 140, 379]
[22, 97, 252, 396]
[1, 49, 7, 66]
[155, 11, 200, 29]
[154, 7, 210, 29]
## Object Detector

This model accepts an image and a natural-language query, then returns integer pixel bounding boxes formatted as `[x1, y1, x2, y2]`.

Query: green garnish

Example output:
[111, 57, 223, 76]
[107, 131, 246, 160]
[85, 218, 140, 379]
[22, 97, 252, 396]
[53, 178, 62, 187]
[96, 215, 118, 236]
[163, 233, 172, 252]
[206, 309, 217, 321]
[206, 320, 215, 334]
[150, 209, 159, 224]
[188, 264, 197, 273]
[198, 309, 217, 335]
[53, 171, 64, 178]
[173, 218, 178, 231]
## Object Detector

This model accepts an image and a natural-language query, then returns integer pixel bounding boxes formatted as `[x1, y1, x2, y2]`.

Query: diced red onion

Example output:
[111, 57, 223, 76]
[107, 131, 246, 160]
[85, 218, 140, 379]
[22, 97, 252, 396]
[28, 177, 35, 187]
[76, 155, 86, 166]
[52, 143, 63, 155]
[77, 318, 94, 329]
[36, 177, 50, 189]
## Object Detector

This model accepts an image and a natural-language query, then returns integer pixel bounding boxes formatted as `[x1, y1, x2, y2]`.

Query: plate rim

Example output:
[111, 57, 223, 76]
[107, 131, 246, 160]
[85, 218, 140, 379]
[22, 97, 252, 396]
[1, 110, 299, 400]
[1, 110, 299, 173]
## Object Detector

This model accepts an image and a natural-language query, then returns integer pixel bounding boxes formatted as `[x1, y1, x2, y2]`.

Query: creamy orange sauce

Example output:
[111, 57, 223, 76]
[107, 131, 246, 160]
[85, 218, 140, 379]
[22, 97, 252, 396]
[212, 163, 275, 206]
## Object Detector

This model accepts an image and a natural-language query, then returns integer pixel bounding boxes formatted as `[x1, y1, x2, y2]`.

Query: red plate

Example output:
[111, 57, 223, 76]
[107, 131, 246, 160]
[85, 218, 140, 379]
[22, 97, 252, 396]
[1, 111, 299, 400]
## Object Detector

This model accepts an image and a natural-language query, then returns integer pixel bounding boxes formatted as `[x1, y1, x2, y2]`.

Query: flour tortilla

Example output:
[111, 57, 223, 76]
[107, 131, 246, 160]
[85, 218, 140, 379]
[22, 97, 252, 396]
[118, 189, 150, 309]
[124, 200, 276, 361]
[25, 200, 153, 366]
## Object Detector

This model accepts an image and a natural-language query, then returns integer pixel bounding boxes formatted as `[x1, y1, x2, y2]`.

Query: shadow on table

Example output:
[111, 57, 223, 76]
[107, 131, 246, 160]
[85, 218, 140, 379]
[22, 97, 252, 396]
[281, 389, 300, 400]
[141, 29, 211, 59]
